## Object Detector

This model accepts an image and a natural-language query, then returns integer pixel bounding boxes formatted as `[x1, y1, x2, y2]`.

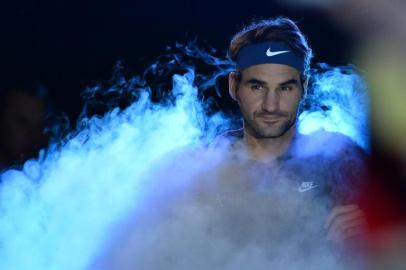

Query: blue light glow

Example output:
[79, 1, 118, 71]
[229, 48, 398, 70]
[0, 47, 369, 270]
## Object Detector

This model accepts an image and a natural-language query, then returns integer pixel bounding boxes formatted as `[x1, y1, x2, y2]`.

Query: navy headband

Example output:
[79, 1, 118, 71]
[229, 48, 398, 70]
[236, 41, 305, 72]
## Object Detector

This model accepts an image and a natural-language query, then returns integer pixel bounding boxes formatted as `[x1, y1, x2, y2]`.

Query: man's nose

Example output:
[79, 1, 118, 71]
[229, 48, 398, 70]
[261, 90, 280, 112]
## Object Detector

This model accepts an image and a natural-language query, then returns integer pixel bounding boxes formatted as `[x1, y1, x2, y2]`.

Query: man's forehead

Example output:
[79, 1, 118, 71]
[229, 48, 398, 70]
[241, 63, 300, 81]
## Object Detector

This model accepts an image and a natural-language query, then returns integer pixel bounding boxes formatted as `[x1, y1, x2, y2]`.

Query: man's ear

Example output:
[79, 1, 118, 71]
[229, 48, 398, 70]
[302, 78, 309, 99]
[228, 71, 239, 102]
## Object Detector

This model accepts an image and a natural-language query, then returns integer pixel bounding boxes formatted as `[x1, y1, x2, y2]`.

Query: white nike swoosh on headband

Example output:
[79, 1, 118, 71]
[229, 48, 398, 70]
[266, 48, 290, 57]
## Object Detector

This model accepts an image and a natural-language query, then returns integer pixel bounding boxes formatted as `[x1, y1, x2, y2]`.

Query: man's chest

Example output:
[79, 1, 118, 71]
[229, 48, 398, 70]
[209, 157, 335, 202]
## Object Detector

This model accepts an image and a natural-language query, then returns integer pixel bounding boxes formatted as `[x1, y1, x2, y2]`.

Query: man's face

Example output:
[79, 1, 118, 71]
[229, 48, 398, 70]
[229, 64, 303, 138]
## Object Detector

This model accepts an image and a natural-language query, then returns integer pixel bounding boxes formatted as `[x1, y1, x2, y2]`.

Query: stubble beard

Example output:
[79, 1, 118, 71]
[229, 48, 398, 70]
[243, 112, 297, 139]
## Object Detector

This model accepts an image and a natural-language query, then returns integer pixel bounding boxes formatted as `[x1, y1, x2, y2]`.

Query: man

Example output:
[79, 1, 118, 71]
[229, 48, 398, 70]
[223, 17, 367, 250]
[93, 18, 369, 269]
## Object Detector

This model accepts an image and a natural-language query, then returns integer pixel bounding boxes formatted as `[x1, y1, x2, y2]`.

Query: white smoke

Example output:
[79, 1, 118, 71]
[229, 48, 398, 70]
[0, 50, 369, 269]
[90, 151, 344, 270]
[299, 65, 369, 150]
[0, 69, 225, 270]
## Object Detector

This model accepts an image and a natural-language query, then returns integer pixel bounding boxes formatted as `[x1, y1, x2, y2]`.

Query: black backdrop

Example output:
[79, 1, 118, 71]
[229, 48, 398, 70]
[0, 0, 354, 122]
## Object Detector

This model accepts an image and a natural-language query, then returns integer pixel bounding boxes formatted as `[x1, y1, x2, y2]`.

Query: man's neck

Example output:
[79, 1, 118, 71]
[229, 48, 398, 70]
[239, 125, 296, 162]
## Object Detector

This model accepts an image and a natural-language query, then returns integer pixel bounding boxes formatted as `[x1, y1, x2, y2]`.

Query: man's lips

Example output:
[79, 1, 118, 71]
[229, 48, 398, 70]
[258, 116, 283, 123]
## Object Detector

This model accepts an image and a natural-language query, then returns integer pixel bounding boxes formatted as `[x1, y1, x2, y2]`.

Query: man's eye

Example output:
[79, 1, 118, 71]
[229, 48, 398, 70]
[280, 85, 293, 91]
[251, 84, 263, 90]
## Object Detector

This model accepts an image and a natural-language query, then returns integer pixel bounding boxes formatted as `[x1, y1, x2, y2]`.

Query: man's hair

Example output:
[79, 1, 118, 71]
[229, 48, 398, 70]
[228, 17, 313, 79]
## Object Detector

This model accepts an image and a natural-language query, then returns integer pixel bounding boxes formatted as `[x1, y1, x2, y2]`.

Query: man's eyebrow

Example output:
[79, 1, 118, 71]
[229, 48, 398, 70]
[279, 78, 299, 86]
[243, 78, 267, 86]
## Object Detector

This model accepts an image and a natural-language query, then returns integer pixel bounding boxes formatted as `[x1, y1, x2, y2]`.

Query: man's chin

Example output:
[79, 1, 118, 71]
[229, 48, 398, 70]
[257, 132, 285, 139]
[253, 128, 285, 139]
[253, 123, 293, 138]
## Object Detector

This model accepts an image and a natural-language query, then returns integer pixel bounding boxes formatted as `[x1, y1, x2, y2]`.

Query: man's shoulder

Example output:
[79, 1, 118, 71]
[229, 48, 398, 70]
[299, 130, 368, 204]
[295, 130, 368, 160]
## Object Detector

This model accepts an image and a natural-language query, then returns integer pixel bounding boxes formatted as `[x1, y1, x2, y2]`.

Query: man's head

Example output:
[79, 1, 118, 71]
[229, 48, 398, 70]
[228, 17, 312, 139]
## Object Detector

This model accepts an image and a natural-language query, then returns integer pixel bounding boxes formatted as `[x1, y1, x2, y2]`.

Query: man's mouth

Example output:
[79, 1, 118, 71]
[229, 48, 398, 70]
[258, 116, 283, 123]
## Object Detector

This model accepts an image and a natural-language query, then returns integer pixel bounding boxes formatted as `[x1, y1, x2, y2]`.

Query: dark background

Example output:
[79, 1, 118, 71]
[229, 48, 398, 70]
[2, 0, 406, 245]
[0, 0, 354, 122]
